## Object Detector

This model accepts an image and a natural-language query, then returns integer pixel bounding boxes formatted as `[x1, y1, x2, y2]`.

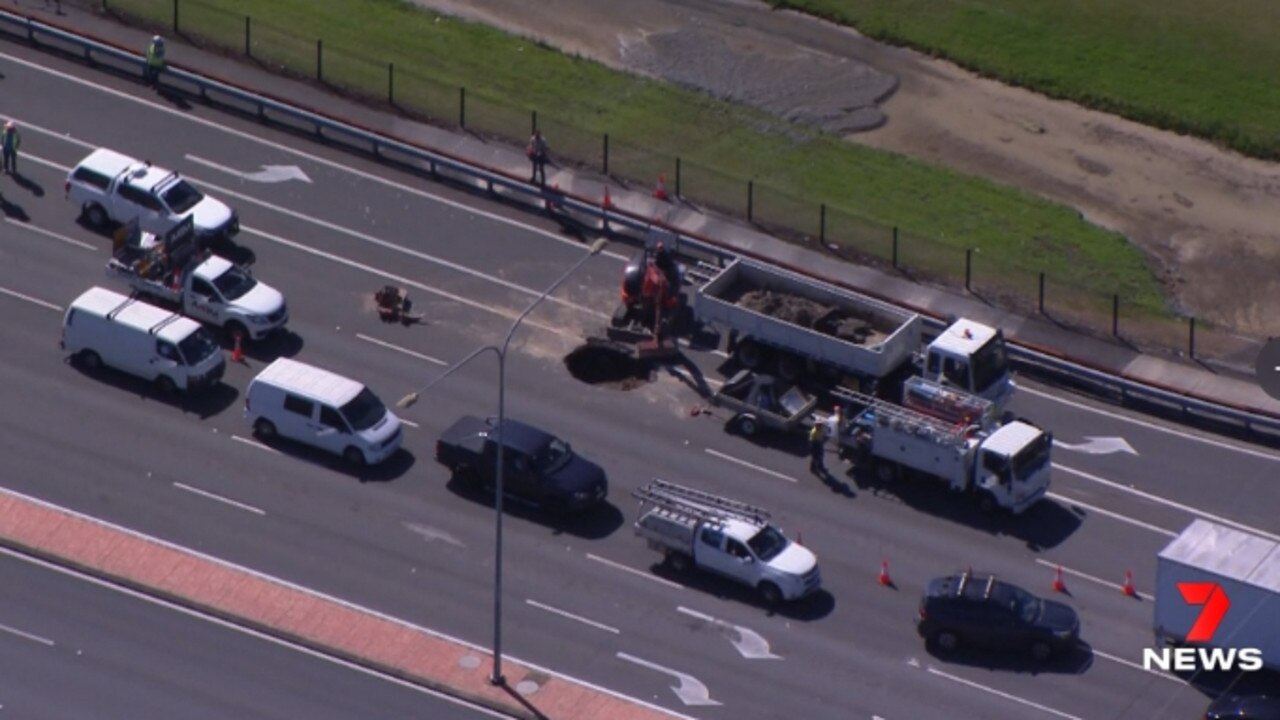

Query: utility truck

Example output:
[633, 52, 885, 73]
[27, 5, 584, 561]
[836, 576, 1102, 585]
[106, 217, 287, 341]
[632, 479, 821, 605]
[693, 259, 1015, 408]
[1152, 519, 1280, 672]
[834, 377, 1051, 514]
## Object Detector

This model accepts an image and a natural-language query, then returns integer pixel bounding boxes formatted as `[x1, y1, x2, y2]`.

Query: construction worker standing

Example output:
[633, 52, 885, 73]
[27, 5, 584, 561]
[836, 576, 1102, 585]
[1, 121, 20, 175]
[808, 421, 827, 474]
[526, 129, 549, 186]
[145, 35, 167, 85]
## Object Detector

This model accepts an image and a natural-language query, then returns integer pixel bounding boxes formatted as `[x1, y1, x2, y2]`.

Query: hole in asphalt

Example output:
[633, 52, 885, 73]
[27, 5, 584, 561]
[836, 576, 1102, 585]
[564, 344, 651, 390]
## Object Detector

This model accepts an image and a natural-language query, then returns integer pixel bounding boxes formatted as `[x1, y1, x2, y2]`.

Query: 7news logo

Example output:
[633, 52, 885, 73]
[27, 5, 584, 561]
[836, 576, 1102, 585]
[1143, 582, 1265, 672]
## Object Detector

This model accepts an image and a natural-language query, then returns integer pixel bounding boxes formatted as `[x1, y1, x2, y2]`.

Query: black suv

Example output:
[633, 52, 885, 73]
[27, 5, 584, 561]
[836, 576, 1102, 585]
[916, 571, 1080, 661]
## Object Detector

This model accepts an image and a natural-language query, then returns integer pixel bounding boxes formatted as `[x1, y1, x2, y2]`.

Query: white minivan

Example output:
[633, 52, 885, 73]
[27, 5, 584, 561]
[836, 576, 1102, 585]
[62, 286, 226, 393]
[245, 358, 403, 466]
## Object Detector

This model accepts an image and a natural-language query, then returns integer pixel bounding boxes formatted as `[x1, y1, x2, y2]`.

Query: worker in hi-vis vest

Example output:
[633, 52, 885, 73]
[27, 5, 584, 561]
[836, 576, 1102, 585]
[145, 35, 166, 85]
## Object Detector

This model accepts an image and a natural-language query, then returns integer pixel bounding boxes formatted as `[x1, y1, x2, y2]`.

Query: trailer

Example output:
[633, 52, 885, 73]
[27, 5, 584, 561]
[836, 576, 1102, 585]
[708, 369, 820, 436]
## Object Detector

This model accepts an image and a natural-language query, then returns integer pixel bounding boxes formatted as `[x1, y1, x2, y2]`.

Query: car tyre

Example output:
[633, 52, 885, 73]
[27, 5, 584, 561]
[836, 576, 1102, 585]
[736, 414, 759, 437]
[931, 630, 960, 653]
[976, 491, 998, 514]
[343, 446, 366, 466]
[155, 375, 177, 395]
[667, 552, 692, 574]
[758, 582, 784, 607]
[253, 419, 277, 441]
[1030, 640, 1053, 662]
[84, 203, 110, 229]
[735, 340, 764, 370]
[78, 350, 102, 371]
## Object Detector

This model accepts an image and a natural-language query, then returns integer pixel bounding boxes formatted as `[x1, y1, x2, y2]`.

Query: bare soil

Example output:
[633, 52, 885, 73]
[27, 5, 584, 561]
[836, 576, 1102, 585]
[415, 0, 1280, 339]
[734, 288, 880, 345]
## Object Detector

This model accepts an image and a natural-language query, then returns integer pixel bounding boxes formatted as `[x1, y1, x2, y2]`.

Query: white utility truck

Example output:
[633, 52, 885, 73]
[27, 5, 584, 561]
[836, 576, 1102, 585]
[835, 377, 1051, 514]
[106, 217, 287, 341]
[632, 479, 821, 605]
[1153, 519, 1280, 672]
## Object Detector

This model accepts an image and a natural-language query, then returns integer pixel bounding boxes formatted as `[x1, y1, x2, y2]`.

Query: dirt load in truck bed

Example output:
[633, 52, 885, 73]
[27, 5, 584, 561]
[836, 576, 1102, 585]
[728, 287, 892, 346]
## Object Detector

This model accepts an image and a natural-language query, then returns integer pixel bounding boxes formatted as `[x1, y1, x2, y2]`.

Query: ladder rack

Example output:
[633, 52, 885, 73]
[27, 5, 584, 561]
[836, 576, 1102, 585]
[632, 478, 771, 526]
[684, 260, 725, 289]
[830, 386, 971, 446]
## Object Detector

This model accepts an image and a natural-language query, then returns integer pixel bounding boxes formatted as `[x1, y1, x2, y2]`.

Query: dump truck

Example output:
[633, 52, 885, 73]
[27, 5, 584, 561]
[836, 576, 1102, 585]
[1151, 519, 1280, 672]
[694, 259, 1015, 408]
[632, 479, 821, 605]
[834, 378, 1051, 514]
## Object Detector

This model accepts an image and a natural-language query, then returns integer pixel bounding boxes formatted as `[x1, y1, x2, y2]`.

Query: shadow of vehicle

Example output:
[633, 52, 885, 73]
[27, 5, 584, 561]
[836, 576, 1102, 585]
[250, 434, 416, 482]
[223, 328, 304, 363]
[66, 355, 240, 420]
[646, 559, 835, 621]
[924, 636, 1094, 676]
[443, 474, 626, 540]
[207, 236, 256, 267]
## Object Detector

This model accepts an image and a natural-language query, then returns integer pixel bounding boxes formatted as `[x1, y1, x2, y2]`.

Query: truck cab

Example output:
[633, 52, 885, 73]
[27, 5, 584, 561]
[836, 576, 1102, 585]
[923, 319, 1014, 409]
[972, 421, 1052, 514]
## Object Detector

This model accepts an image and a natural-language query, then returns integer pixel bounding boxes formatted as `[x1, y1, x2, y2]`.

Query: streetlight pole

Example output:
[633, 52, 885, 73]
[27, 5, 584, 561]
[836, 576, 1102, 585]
[398, 237, 606, 685]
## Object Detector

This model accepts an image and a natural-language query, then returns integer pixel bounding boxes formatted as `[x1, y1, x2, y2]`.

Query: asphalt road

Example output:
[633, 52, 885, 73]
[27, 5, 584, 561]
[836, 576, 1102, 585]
[0, 38, 1276, 720]
[0, 549, 509, 719]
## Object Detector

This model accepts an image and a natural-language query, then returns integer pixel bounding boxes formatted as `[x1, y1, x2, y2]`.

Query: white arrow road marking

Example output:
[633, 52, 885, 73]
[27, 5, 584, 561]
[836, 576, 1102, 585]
[616, 652, 721, 706]
[1054, 436, 1137, 455]
[185, 155, 311, 183]
[676, 606, 780, 659]
[402, 522, 465, 548]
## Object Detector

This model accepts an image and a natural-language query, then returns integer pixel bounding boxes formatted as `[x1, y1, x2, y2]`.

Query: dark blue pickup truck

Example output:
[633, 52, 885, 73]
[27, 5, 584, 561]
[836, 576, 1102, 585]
[435, 416, 608, 513]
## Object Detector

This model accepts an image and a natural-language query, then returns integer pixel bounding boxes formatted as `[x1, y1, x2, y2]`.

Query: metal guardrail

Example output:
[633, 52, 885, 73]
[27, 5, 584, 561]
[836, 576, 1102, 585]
[6, 9, 1280, 442]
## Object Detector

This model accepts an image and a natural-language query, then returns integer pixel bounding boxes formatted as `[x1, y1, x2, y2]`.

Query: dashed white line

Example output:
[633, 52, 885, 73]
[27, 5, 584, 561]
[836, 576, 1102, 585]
[525, 599, 620, 634]
[4, 218, 96, 251]
[0, 285, 62, 312]
[0, 621, 55, 647]
[355, 333, 448, 367]
[1031, 558, 1152, 601]
[586, 553, 684, 590]
[924, 666, 1083, 720]
[1090, 647, 1187, 684]
[1054, 463, 1280, 543]
[230, 435, 281, 454]
[173, 483, 266, 515]
[703, 448, 798, 483]
[399, 418, 420, 429]
[1045, 491, 1177, 538]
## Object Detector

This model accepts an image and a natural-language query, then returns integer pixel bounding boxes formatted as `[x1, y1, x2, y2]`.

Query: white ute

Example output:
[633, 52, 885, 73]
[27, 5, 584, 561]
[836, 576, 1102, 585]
[632, 479, 821, 605]
[66, 148, 239, 243]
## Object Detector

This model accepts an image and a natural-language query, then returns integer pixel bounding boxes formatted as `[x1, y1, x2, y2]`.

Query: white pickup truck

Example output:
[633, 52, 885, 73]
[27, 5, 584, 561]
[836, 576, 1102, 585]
[107, 217, 287, 341]
[66, 148, 239, 244]
[633, 479, 821, 605]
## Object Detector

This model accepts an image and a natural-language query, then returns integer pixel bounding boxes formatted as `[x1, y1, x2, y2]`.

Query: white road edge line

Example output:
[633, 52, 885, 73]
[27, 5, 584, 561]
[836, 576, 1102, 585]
[1021, 385, 1280, 463]
[925, 666, 1083, 720]
[1045, 491, 1177, 538]
[1054, 462, 1280, 543]
[1090, 648, 1188, 684]
[355, 333, 448, 367]
[4, 218, 96, 251]
[0, 621, 55, 647]
[1031, 558, 1153, 601]
[173, 483, 266, 516]
[586, 553, 684, 590]
[230, 435, 281, 455]
[0, 285, 62, 312]
[703, 448, 798, 483]
[525, 599, 621, 634]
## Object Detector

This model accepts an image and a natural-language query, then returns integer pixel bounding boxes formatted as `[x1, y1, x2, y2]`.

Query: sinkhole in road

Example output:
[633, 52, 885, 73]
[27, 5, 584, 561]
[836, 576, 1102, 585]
[564, 344, 652, 390]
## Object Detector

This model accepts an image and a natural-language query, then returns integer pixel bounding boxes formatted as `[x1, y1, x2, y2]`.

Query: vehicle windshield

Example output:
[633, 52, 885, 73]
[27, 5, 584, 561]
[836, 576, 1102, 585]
[1011, 432, 1052, 481]
[534, 437, 574, 473]
[340, 388, 387, 432]
[212, 265, 258, 301]
[161, 179, 205, 214]
[176, 328, 220, 366]
[1007, 585, 1042, 624]
[747, 525, 788, 562]
[970, 334, 1010, 395]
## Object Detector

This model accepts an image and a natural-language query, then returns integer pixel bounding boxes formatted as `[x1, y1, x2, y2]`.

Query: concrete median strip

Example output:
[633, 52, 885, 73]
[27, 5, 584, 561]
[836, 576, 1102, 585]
[0, 487, 693, 720]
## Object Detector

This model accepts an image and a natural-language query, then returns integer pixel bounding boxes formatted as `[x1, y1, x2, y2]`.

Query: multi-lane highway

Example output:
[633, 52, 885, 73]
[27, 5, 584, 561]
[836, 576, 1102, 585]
[1, 35, 1276, 719]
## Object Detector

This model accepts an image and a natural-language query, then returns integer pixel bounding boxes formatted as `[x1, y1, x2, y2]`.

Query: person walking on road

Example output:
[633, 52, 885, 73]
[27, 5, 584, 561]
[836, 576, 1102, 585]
[145, 35, 167, 86]
[808, 421, 827, 474]
[2, 121, 21, 175]
[526, 129, 549, 186]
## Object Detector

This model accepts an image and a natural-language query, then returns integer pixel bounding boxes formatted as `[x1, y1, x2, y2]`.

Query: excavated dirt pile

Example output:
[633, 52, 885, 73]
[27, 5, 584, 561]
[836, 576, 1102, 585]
[736, 289, 883, 345]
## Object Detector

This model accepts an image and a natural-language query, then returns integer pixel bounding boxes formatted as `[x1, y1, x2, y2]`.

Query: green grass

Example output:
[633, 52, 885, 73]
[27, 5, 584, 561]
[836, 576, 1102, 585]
[769, 0, 1280, 161]
[104, 0, 1169, 319]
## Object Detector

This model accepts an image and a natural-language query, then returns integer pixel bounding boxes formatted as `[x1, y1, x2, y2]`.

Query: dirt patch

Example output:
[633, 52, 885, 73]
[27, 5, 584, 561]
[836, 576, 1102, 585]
[564, 343, 652, 390]
[735, 289, 878, 344]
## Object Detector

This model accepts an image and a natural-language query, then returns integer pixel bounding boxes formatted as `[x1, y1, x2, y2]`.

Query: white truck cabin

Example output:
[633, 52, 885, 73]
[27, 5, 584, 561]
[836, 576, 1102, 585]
[924, 319, 1014, 408]
[973, 421, 1051, 514]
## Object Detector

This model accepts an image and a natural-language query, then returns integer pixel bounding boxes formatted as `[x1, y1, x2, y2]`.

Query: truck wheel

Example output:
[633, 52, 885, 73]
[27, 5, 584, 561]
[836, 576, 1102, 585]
[253, 419, 277, 441]
[155, 375, 177, 396]
[931, 630, 960, 653]
[343, 446, 367, 466]
[976, 492, 998, 514]
[758, 582, 784, 607]
[1029, 640, 1053, 662]
[78, 350, 102, 371]
[776, 355, 802, 382]
[84, 203, 110, 229]
[735, 340, 764, 370]
[736, 414, 759, 437]
[224, 321, 248, 345]
[667, 553, 692, 573]
[875, 460, 898, 484]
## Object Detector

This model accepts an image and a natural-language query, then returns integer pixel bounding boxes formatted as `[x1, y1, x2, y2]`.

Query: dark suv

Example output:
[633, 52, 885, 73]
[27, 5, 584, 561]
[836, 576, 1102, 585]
[916, 571, 1080, 661]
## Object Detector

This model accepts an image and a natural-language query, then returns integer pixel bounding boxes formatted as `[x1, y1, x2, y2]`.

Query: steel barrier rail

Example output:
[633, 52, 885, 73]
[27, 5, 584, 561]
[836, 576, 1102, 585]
[6, 9, 1280, 443]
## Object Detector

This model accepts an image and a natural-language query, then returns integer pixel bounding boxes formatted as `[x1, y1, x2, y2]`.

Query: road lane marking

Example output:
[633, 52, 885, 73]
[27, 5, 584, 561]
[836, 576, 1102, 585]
[355, 333, 448, 367]
[1054, 463, 1280, 543]
[1045, 491, 1177, 538]
[401, 522, 464, 548]
[230, 435, 282, 454]
[0, 621, 55, 647]
[616, 652, 721, 706]
[398, 418, 420, 429]
[173, 483, 266, 516]
[1021, 385, 1280, 463]
[1031, 558, 1153, 601]
[0, 285, 62, 312]
[923, 665, 1083, 720]
[703, 448, 798, 483]
[4, 218, 96, 251]
[526, 599, 620, 634]
[676, 607, 780, 659]
[586, 553, 684, 590]
[1090, 648, 1187, 684]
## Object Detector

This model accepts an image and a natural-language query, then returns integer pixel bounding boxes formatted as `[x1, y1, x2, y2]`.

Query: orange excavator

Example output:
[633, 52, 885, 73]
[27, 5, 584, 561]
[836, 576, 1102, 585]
[606, 236, 684, 358]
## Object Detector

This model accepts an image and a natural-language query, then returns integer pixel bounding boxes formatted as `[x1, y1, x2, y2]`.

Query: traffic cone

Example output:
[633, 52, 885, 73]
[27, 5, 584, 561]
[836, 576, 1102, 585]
[230, 331, 245, 364]
[653, 174, 669, 201]
[795, 531, 804, 547]
[1052, 564, 1067, 593]
[1122, 570, 1138, 598]
[878, 559, 893, 587]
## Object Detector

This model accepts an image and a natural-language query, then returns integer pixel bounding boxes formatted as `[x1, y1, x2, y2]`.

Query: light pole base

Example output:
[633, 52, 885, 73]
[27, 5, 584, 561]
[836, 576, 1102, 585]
[489, 673, 505, 686]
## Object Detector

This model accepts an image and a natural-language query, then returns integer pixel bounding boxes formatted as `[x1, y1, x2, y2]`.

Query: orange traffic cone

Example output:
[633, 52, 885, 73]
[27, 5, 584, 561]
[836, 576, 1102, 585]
[878, 559, 893, 587]
[653, 174, 669, 201]
[795, 531, 804, 547]
[1052, 564, 1067, 593]
[1122, 570, 1138, 598]
[602, 185, 613, 210]
[231, 332, 246, 364]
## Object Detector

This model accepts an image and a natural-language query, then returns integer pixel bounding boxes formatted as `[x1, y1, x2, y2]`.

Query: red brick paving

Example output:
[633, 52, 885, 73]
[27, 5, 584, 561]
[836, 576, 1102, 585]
[0, 490, 690, 720]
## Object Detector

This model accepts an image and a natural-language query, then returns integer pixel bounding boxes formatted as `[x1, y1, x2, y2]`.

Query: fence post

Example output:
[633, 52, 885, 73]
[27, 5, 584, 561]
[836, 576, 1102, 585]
[747, 180, 755, 222]
[1112, 294, 1120, 337]
[892, 226, 899, 269]
[316, 39, 323, 82]
[173, 0, 179, 33]
[1038, 272, 1045, 314]
[602, 133, 609, 175]
[531, 110, 537, 134]
[244, 16, 251, 58]
[388, 63, 394, 105]
[1189, 317, 1196, 359]
[459, 87, 466, 128]
[965, 249, 973, 292]
[819, 204, 826, 245]
[675, 157, 682, 197]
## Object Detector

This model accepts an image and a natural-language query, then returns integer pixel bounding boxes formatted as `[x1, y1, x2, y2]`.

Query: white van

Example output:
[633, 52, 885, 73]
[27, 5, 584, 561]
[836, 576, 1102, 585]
[245, 358, 403, 466]
[62, 286, 226, 394]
